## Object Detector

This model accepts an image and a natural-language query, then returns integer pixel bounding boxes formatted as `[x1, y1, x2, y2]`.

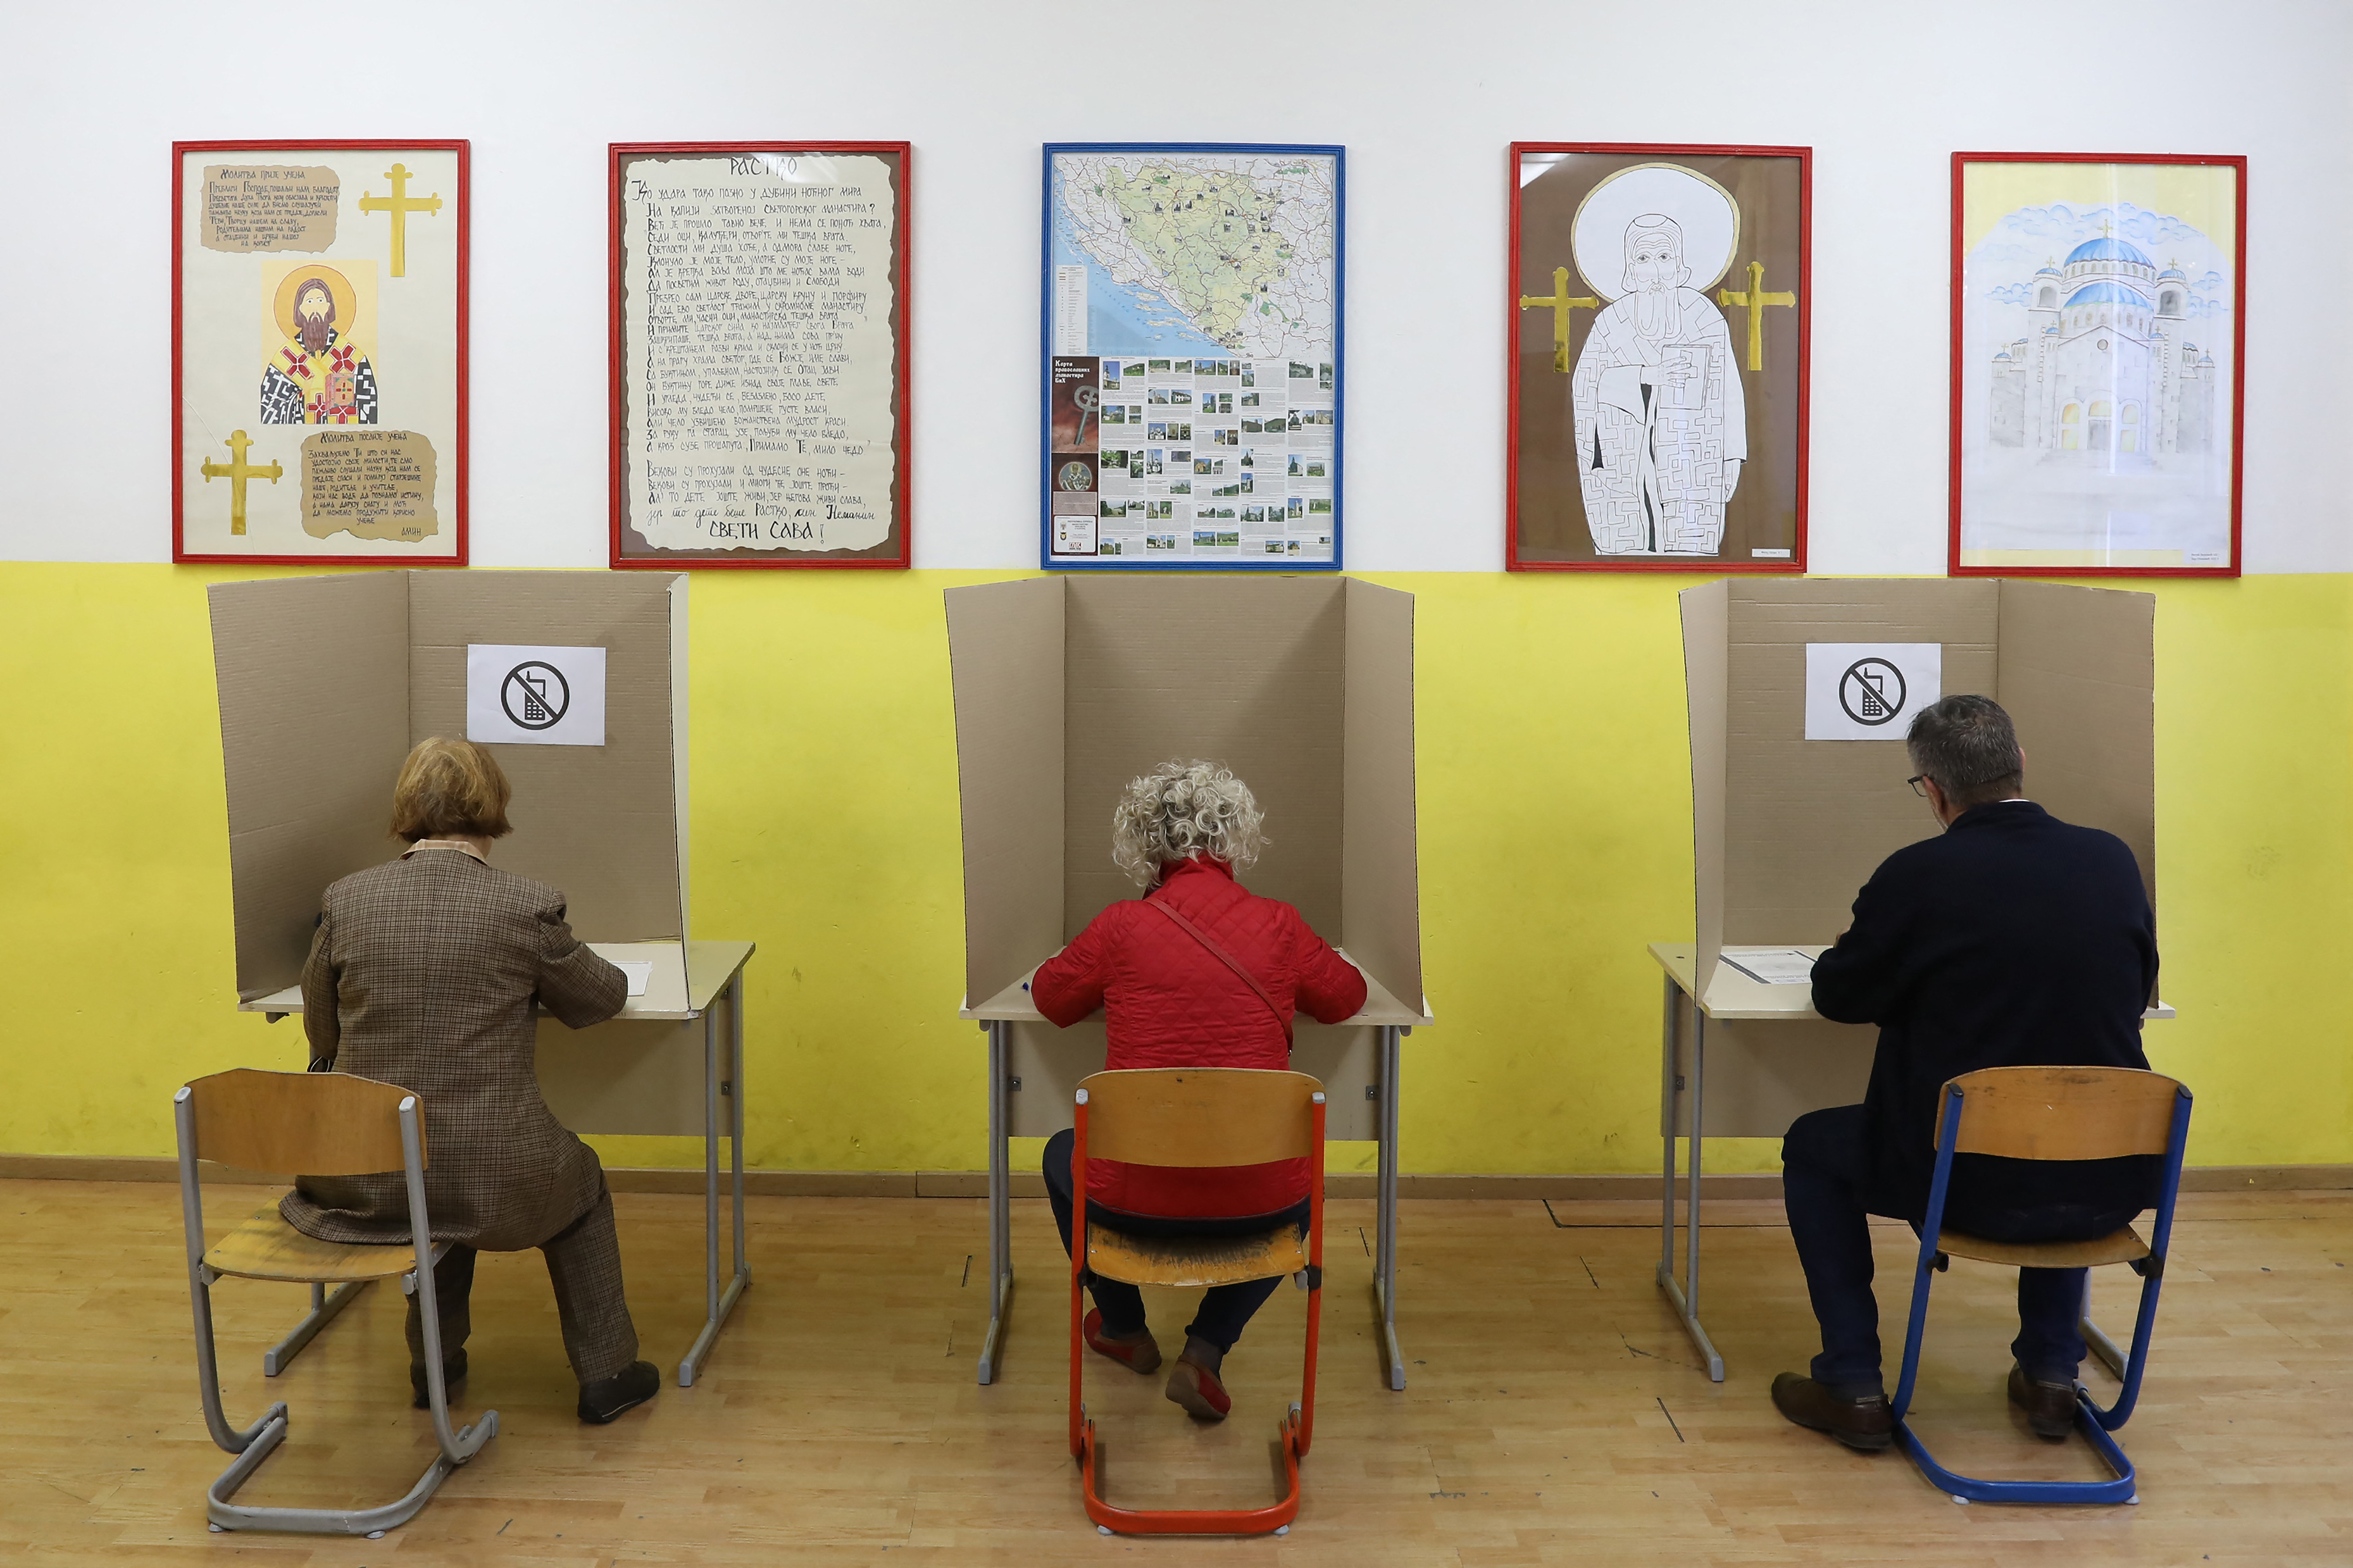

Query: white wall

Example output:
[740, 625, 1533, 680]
[5, 0, 2345, 573]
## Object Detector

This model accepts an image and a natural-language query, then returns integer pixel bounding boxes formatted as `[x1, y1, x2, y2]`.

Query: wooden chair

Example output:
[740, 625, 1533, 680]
[1068, 1068, 1327, 1537]
[175, 1068, 498, 1537]
[1890, 1066, 2192, 1505]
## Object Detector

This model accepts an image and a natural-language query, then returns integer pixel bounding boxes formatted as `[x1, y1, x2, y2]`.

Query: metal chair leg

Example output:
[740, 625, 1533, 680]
[263, 1281, 369, 1376]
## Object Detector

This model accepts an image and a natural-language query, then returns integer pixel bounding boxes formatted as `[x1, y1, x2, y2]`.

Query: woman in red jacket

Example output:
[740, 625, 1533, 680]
[1035, 759, 1367, 1422]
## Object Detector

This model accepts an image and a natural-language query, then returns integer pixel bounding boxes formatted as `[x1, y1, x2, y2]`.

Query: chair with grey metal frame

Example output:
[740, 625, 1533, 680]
[174, 1067, 498, 1537]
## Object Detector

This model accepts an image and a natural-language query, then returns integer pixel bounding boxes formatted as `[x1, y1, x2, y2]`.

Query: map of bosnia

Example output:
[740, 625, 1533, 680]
[1058, 152, 1336, 361]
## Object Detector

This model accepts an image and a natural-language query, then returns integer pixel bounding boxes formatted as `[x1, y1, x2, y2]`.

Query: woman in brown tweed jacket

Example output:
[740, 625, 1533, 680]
[285, 736, 661, 1424]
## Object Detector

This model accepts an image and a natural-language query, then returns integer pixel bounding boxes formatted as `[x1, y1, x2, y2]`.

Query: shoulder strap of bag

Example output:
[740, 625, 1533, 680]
[1143, 896, 1293, 1048]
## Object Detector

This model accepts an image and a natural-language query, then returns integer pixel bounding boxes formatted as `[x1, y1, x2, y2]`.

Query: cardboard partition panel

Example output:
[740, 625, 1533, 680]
[1680, 578, 2155, 1006]
[211, 571, 691, 1002]
[945, 574, 1424, 1018]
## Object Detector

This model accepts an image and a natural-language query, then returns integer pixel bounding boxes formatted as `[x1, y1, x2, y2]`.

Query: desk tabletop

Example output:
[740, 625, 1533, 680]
[236, 940, 756, 1023]
[959, 947, 1431, 1029]
[1648, 942, 2174, 1022]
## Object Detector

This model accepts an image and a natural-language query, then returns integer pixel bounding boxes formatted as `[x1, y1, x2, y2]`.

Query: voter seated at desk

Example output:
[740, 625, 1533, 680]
[285, 737, 664, 1426]
[1772, 697, 2161, 1453]
[1035, 760, 1367, 1423]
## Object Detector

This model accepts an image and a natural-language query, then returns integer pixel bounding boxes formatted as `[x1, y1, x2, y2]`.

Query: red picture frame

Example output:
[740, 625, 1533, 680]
[172, 139, 470, 566]
[1507, 142, 1811, 573]
[608, 142, 912, 569]
[1949, 152, 2246, 578]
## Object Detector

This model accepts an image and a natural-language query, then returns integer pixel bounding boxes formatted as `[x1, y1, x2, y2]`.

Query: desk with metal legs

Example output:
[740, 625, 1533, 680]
[1649, 942, 2170, 1384]
[961, 953, 1428, 1392]
[238, 940, 757, 1388]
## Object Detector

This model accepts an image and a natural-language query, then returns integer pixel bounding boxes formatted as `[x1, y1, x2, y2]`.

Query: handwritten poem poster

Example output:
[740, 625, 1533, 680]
[616, 149, 905, 561]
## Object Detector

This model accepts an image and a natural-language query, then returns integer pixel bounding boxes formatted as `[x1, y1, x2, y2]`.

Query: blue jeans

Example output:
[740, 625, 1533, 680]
[1782, 1105, 2136, 1393]
[1042, 1127, 1304, 1355]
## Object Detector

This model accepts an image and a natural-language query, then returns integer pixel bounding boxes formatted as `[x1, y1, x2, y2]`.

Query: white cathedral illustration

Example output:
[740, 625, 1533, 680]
[1989, 232, 2217, 459]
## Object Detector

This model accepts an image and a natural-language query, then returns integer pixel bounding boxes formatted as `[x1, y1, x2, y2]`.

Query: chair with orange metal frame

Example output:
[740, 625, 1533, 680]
[174, 1067, 498, 1536]
[1067, 1067, 1326, 1536]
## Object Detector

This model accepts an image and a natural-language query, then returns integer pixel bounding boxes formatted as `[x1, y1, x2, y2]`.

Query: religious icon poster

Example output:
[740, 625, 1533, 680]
[173, 141, 468, 564]
[1041, 143, 1344, 569]
[1507, 143, 1809, 572]
[611, 142, 910, 568]
[1951, 153, 2244, 577]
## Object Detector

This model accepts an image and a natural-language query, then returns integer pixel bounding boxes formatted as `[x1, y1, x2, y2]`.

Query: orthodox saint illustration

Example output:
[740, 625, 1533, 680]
[261, 266, 377, 425]
[1571, 200, 1744, 555]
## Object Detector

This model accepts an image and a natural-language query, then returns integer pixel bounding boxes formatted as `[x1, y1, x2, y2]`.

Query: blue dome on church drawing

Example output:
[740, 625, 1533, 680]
[2064, 281, 2149, 307]
[2065, 235, 2154, 267]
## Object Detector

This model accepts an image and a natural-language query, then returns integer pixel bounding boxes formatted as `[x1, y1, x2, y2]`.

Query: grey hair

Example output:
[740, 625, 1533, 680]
[1905, 695, 2024, 810]
[1111, 760, 1267, 888]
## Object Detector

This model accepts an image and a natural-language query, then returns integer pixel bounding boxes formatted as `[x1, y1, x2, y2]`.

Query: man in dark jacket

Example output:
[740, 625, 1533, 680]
[1771, 695, 2159, 1452]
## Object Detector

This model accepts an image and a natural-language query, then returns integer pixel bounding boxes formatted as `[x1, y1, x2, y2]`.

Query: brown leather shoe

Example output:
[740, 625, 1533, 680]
[2008, 1363, 2078, 1440]
[1771, 1372, 1892, 1452]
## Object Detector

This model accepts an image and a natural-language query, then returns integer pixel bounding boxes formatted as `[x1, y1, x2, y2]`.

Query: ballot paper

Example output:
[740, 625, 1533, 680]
[614, 961, 653, 997]
[1718, 948, 1821, 986]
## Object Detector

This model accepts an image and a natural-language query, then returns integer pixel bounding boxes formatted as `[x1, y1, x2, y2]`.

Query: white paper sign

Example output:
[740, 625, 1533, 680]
[613, 960, 652, 997]
[1804, 643, 1941, 741]
[466, 644, 607, 747]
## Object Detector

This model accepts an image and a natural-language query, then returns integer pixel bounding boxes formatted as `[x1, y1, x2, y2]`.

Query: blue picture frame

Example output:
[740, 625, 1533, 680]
[1039, 142, 1345, 571]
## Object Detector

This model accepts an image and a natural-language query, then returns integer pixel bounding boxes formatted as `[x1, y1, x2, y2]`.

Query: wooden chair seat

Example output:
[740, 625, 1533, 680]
[1087, 1222, 1306, 1289]
[205, 1204, 426, 1284]
[1937, 1223, 2148, 1272]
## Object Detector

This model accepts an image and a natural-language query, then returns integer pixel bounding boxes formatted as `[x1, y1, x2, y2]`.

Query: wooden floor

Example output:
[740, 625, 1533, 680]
[4, 1180, 2349, 1565]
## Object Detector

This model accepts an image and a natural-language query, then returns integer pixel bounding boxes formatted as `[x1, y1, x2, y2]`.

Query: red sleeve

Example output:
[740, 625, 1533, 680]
[1288, 910, 1367, 1025]
[1032, 905, 1119, 1027]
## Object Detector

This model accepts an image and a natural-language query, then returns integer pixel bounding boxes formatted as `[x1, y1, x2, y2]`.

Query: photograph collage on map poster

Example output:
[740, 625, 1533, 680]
[1042, 144, 1343, 569]
[1508, 144, 1811, 573]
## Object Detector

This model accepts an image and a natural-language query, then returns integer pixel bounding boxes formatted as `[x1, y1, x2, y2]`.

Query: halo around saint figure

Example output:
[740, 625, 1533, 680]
[1571, 163, 1739, 300]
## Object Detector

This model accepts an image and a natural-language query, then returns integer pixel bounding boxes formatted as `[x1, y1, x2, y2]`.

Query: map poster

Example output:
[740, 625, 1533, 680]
[173, 141, 468, 564]
[1951, 154, 2244, 578]
[1508, 143, 1809, 573]
[611, 142, 910, 569]
[1042, 144, 1344, 570]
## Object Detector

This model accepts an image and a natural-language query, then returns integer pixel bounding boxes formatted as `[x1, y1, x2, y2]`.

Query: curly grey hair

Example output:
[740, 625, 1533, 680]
[1111, 760, 1268, 888]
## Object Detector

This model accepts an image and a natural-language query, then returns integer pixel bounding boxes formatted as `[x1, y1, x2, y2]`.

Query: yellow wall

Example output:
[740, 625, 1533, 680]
[4, 562, 2346, 1174]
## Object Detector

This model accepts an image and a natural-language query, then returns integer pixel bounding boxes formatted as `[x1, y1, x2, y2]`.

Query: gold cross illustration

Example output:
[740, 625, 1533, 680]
[199, 430, 282, 536]
[1715, 260, 1797, 373]
[359, 163, 443, 278]
[1518, 266, 1598, 373]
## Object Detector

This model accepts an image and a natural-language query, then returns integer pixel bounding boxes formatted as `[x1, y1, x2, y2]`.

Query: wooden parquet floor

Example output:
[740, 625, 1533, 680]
[2, 1180, 2348, 1565]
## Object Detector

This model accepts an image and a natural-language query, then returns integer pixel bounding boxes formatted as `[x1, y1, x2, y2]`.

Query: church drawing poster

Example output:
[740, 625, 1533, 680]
[610, 142, 910, 568]
[1951, 154, 2244, 577]
[173, 141, 467, 564]
[1508, 144, 1809, 572]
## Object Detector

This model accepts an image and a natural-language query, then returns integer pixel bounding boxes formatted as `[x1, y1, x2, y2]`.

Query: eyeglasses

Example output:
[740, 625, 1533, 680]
[1907, 775, 1931, 798]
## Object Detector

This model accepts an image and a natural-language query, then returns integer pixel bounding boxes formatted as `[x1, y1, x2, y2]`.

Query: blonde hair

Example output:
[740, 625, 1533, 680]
[1111, 760, 1267, 888]
[390, 737, 514, 841]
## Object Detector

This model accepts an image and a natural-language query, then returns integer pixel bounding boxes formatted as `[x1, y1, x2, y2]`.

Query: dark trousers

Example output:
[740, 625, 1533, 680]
[1782, 1105, 2135, 1392]
[1042, 1127, 1305, 1355]
[404, 1183, 642, 1385]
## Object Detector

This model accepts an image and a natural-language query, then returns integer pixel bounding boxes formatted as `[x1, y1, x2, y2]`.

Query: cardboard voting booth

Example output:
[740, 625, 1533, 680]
[1672, 576, 2156, 1137]
[944, 573, 1429, 1388]
[209, 569, 755, 1384]
[946, 573, 1428, 1129]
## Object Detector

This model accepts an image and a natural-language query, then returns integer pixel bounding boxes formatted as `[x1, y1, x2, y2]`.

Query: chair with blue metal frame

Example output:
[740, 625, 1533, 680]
[1891, 1065, 2192, 1506]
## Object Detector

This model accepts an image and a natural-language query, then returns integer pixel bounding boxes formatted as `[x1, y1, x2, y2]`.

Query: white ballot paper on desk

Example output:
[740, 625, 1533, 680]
[612, 961, 652, 997]
[1719, 947, 1822, 986]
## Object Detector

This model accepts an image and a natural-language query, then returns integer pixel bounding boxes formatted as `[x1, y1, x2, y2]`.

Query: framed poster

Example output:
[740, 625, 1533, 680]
[173, 141, 468, 564]
[611, 142, 910, 569]
[1042, 143, 1343, 569]
[1508, 143, 1809, 573]
[1951, 153, 2245, 576]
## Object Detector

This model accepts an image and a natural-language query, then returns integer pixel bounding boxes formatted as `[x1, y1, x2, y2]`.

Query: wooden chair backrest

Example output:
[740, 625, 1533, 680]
[1078, 1069, 1320, 1168]
[1939, 1066, 2184, 1162]
[185, 1068, 422, 1176]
